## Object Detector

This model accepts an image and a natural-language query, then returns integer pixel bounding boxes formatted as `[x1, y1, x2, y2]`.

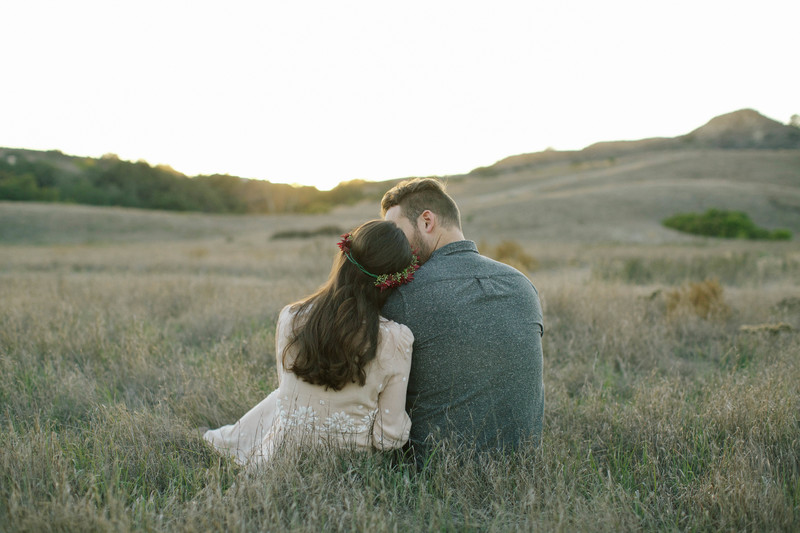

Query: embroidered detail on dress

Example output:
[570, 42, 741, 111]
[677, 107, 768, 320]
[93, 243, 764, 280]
[285, 405, 318, 430]
[322, 411, 371, 434]
[275, 397, 376, 436]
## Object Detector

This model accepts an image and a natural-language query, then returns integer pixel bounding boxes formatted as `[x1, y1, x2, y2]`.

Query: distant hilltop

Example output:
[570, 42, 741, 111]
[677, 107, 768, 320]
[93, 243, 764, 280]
[682, 109, 800, 149]
[478, 109, 800, 175]
[2, 108, 798, 215]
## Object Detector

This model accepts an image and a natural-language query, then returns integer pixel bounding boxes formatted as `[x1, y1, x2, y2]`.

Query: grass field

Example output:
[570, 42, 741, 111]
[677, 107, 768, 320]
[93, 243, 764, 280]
[1, 200, 799, 531]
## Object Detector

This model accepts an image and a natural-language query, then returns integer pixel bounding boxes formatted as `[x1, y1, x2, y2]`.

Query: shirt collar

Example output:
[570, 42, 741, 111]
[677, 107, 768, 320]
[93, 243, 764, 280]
[429, 240, 478, 260]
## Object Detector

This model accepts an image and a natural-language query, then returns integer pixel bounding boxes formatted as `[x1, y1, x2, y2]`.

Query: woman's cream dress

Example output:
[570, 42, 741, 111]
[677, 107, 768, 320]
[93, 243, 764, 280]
[203, 305, 413, 466]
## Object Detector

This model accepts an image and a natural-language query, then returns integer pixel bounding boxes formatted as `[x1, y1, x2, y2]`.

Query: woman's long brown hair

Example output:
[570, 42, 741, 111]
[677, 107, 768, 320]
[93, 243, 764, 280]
[283, 220, 413, 391]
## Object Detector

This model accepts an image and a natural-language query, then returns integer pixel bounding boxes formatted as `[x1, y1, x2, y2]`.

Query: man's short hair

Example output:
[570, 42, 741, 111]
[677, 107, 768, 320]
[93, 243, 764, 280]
[381, 178, 462, 229]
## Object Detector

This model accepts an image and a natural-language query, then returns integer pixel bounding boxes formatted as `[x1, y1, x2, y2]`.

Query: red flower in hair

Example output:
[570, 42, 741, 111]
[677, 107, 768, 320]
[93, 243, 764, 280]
[337, 233, 353, 254]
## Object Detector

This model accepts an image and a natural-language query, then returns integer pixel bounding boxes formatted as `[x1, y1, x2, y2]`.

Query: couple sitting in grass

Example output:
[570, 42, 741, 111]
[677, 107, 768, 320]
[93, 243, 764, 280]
[203, 178, 544, 466]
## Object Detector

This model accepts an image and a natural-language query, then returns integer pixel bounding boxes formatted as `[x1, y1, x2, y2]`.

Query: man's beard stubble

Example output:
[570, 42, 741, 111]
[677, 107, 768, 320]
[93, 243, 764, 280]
[411, 227, 434, 265]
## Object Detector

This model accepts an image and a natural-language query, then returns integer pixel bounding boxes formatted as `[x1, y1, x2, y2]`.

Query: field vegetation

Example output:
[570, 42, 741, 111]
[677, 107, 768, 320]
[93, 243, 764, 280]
[1, 201, 799, 531]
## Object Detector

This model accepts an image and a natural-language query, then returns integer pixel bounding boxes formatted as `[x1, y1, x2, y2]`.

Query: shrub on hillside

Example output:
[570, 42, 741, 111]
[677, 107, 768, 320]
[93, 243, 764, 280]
[769, 228, 793, 240]
[663, 208, 792, 240]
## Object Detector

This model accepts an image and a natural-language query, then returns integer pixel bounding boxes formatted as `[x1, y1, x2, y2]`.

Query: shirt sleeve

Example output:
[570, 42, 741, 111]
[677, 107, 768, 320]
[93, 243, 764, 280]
[372, 322, 414, 450]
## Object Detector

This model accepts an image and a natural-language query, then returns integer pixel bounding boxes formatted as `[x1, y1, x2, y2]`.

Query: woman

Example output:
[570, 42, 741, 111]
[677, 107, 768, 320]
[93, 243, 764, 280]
[203, 220, 418, 466]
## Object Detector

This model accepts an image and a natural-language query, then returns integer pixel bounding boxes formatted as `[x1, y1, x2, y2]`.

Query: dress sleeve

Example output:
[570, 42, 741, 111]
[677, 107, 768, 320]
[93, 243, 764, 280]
[274, 305, 293, 387]
[372, 323, 414, 450]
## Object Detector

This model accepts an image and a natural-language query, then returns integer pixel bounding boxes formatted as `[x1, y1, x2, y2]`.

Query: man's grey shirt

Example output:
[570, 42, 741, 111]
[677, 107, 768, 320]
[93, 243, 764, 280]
[382, 240, 544, 452]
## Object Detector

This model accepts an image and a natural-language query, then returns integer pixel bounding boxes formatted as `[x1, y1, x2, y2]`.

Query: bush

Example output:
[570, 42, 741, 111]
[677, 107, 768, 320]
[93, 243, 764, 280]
[769, 229, 793, 240]
[662, 209, 792, 240]
[665, 278, 730, 320]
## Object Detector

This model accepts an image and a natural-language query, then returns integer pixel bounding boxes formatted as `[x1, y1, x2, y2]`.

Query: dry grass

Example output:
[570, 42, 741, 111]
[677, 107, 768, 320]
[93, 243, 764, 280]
[452, 149, 800, 244]
[1, 203, 799, 531]
[665, 278, 730, 320]
[738, 322, 794, 334]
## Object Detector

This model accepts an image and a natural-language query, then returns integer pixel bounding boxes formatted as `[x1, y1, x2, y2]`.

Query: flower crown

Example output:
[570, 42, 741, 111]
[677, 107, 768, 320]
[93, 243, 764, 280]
[337, 233, 419, 291]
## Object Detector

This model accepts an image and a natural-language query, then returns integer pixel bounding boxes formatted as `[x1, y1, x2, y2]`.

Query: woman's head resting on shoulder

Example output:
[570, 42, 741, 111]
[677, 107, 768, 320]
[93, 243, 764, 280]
[337, 219, 419, 294]
[285, 219, 415, 390]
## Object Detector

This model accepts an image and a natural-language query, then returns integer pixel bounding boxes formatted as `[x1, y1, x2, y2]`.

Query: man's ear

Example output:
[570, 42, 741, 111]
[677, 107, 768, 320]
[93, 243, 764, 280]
[419, 210, 436, 234]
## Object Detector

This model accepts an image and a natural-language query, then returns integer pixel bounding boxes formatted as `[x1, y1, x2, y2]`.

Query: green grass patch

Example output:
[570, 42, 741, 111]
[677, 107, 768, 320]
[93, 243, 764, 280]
[663, 208, 792, 240]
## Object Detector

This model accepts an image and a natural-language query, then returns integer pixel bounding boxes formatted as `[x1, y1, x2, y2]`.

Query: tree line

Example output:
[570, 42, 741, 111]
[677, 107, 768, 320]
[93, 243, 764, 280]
[0, 150, 386, 214]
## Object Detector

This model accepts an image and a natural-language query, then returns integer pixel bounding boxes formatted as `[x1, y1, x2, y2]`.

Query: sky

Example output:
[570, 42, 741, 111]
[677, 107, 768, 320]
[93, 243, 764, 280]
[2, 1, 798, 190]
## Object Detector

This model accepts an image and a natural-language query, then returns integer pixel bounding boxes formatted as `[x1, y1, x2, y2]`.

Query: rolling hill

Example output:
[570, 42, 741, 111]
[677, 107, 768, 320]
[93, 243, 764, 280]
[475, 109, 800, 175]
[439, 109, 800, 243]
[451, 148, 800, 244]
[1, 109, 798, 245]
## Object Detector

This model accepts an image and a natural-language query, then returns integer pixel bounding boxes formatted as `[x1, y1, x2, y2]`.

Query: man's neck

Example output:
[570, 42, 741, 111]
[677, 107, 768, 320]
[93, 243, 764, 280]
[432, 228, 466, 252]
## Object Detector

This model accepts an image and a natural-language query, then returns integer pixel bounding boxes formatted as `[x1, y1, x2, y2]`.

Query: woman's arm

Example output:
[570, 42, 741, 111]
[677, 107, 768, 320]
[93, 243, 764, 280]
[274, 305, 293, 387]
[372, 323, 413, 450]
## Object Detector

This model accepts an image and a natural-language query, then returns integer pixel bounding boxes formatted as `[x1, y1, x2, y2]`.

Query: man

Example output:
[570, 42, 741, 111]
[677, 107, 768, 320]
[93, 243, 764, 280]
[380, 177, 544, 457]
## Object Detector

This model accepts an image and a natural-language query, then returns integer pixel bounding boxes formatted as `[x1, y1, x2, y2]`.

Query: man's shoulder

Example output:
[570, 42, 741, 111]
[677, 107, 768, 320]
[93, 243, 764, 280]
[463, 252, 536, 287]
[397, 246, 534, 287]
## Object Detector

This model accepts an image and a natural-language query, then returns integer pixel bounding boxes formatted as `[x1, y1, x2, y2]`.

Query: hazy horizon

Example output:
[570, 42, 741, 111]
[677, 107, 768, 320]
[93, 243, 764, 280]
[2, 0, 798, 190]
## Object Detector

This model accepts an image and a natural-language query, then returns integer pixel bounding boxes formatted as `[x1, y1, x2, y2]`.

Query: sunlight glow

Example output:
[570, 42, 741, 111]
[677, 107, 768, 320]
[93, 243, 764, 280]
[1, 0, 798, 190]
